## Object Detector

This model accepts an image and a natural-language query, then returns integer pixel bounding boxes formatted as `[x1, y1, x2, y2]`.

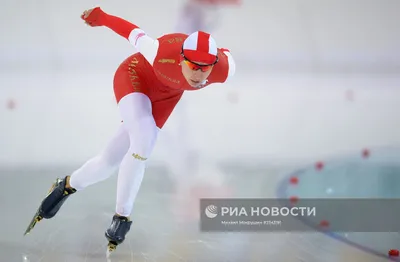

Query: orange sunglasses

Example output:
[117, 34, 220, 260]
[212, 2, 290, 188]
[183, 59, 215, 72]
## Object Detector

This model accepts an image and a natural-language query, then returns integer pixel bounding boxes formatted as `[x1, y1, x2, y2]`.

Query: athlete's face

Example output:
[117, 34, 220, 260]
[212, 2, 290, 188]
[181, 59, 214, 87]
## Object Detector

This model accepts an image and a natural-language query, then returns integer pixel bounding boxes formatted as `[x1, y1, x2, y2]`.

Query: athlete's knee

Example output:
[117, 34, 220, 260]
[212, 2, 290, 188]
[125, 116, 159, 161]
[127, 142, 154, 162]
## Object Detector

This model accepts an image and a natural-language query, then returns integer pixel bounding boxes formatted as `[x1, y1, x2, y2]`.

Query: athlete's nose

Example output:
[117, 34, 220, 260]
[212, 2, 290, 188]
[191, 70, 203, 79]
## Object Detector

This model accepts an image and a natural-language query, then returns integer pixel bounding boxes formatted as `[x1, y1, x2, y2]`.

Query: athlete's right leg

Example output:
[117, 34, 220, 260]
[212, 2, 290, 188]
[31, 123, 130, 222]
[68, 124, 129, 190]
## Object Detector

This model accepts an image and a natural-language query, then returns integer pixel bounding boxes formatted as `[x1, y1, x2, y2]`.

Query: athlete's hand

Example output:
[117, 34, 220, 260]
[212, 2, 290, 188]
[81, 7, 105, 27]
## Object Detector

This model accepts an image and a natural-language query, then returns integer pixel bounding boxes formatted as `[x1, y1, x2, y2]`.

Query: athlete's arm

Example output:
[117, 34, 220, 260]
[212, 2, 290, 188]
[220, 49, 236, 82]
[81, 7, 159, 65]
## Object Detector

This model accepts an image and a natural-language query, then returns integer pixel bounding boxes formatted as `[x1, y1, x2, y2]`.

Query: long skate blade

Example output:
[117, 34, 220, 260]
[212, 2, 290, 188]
[24, 179, 61, 236]
[24, 211, 42, 236]
[24, 190, 48, 236]
[106, 249, 112, 260]
[24, 184, 55, 236]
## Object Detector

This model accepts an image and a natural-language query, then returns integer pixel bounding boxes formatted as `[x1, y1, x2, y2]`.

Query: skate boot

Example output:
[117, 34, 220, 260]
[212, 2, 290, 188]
[24, 176, 76, 235]
[105, 215, 132, 253]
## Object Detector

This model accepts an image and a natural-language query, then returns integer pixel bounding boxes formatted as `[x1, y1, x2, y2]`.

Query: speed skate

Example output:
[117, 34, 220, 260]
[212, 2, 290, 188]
[105, 214, 133, 255]
[24, 178, 69, 236]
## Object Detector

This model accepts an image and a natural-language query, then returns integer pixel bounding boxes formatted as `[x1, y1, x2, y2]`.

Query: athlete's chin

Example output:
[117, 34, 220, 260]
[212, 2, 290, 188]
[188, 79, 202, 87]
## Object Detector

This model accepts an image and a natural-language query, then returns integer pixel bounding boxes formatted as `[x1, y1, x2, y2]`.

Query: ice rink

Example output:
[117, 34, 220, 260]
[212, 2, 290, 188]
[2, 0, 400, 261]
[3, 147, 400, 261]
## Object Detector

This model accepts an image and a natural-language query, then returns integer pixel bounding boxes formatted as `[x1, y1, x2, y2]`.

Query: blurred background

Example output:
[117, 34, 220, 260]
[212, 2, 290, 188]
[1, 0, 400, 167]
[1, 0, 400, 261]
